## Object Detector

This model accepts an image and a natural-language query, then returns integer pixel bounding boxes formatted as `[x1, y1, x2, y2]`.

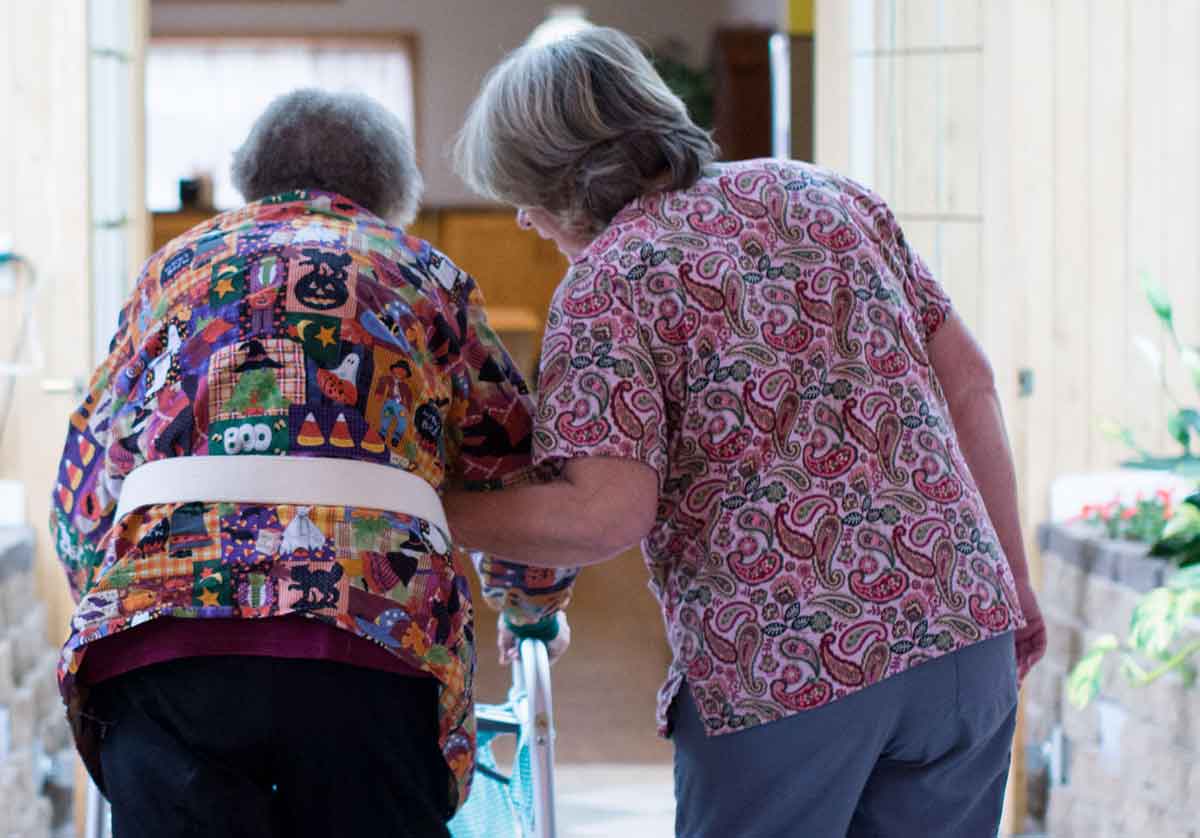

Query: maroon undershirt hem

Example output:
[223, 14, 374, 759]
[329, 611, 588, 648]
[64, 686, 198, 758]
[79, 614, 430, 685]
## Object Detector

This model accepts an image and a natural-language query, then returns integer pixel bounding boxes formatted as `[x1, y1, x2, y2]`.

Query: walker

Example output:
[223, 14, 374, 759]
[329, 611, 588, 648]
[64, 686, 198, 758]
[449, 637, 559, 838]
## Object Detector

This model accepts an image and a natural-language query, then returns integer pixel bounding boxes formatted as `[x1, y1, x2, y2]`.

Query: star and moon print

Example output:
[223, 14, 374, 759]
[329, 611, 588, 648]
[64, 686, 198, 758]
[51, 191, 576, 811]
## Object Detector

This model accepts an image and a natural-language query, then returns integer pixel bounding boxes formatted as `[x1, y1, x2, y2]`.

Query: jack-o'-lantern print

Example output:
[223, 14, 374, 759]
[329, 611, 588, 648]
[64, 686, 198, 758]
[287, 247, 358, 318]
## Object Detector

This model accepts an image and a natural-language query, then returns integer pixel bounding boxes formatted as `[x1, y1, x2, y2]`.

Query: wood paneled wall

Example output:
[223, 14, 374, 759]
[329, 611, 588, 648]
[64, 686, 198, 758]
[817, 0, 1200, 829]
[817, 0, 1200, 567]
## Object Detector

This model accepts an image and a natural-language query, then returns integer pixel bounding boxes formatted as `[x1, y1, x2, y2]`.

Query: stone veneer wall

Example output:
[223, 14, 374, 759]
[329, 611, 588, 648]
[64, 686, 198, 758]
[0, 528, 70, 838]
[1028, 523, 1200, 838]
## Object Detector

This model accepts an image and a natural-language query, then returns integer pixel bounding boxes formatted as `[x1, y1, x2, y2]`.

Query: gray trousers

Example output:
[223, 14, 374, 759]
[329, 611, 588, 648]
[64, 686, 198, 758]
[671, 633, 1017, 838]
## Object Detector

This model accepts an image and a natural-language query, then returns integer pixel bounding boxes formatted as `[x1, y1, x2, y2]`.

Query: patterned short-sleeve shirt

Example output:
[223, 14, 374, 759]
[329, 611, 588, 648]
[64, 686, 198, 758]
[52, 191, 576, 810]
[533, 160, 1026, 736]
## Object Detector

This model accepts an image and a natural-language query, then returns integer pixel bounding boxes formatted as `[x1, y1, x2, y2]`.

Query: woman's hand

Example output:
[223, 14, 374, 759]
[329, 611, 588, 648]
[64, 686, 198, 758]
[498, 612, 572, 666]
[1013, 579, 1046, 684]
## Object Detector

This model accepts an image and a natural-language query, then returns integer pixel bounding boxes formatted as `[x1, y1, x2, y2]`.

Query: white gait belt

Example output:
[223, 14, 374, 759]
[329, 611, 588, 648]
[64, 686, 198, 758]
[114, 455, 450, 536]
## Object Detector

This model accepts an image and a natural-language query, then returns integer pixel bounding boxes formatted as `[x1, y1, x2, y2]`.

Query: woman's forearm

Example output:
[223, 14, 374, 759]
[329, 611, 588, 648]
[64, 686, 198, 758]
[446, 482, 622, 567]
[928, 314, 1033, 591]
[946, 385, 1032, 587]
[445, 456, 659, 568]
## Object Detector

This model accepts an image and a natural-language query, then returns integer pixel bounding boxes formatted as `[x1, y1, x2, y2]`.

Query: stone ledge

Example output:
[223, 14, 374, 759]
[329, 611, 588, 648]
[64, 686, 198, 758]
[1036, 520, 1200, 837]
[1039, 521, 1168, 593]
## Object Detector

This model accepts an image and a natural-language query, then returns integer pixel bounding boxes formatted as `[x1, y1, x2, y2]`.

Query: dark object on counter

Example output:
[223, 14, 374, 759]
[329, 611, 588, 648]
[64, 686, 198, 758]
[179, 179, 201, 209]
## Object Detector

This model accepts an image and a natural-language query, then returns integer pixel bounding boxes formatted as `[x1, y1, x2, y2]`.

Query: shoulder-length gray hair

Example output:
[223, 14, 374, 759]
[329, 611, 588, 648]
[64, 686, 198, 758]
[454, 26, 717, 236]
[232, 88, 422, 226]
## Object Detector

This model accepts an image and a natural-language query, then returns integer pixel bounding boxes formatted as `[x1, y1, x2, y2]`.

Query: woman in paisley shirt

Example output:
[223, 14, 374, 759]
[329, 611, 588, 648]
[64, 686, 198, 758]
[52, 90, 574, 838]
[447, 26, 1046, 838]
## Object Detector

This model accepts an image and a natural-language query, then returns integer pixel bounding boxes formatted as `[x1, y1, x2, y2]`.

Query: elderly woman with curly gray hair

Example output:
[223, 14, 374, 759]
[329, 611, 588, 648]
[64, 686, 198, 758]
[52, 88, 575, 838]
[446, 25, 1047, 838]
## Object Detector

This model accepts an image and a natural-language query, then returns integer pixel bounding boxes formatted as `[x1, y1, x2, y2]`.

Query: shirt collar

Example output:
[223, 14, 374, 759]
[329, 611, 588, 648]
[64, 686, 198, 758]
[258, 189, 388, 226]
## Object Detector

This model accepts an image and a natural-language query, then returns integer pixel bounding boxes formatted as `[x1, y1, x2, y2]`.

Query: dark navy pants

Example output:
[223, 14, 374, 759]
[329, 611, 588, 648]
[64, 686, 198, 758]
[671, 633, 1017, 838]
[91, 656, 452, 838]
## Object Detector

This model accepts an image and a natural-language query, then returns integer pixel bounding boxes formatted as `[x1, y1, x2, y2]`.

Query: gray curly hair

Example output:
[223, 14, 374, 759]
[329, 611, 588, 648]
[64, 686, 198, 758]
[232, 88, 422, 225]
[454, 26, 717, 237]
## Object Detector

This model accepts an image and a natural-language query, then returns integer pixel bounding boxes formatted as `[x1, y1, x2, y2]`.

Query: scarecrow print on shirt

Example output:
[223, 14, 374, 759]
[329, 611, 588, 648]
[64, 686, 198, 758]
[51, 191, 577, 811]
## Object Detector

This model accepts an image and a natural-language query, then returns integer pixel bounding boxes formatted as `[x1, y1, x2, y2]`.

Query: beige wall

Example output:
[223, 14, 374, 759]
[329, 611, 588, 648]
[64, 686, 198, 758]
[152, 0, 732, 206]
[0, 4, 94, 645]
[817, 0, 1200, 830]
[2, 0, 150, 631]
[816, 0, 1200, 555]
[724, 0, 785, 26]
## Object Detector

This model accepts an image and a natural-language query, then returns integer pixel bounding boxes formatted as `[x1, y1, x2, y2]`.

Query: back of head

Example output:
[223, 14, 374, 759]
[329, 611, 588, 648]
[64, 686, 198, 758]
[454, 26, 718, 236]
[232, 88, 422, 226]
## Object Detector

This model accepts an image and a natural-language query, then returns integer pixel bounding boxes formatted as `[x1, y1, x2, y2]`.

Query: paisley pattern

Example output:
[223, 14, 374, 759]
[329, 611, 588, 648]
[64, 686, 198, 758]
[533, 160, 1026, 736]
[51, 191, 576, 811]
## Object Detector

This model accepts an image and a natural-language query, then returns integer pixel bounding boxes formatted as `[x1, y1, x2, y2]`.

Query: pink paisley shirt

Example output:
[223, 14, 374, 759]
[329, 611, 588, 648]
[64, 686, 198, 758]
[533, 160, 1027, 737]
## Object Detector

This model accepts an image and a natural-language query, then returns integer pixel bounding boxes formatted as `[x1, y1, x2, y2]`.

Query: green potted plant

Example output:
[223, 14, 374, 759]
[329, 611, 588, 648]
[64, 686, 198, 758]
[1068, 277, 1200, 706]
[1068, 561, 1200, 707]
[1104, 275, 1200, 477]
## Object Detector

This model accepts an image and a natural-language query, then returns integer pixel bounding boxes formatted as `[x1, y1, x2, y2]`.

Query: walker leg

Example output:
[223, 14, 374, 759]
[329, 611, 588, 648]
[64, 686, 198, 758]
[520, 638, 557, 838]
[85, 779, 108, 838]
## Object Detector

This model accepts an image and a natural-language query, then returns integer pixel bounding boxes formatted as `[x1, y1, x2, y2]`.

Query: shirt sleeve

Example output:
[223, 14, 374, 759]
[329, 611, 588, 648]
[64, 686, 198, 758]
[442, 269, 578, 626]
[49, 294, 139, 601]
[893, 218, 954, 343]
[443, 273, 540, 490]
[531, 260, 670, 489]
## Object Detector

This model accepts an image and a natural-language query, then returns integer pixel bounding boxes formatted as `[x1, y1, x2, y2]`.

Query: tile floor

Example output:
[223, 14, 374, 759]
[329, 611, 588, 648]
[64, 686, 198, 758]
[555, 764, 675, 838]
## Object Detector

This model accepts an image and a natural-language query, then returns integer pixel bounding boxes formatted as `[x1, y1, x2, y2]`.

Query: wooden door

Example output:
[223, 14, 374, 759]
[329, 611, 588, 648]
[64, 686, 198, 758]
[816, 1, 1200, 832]
[712, 27, 775, 160]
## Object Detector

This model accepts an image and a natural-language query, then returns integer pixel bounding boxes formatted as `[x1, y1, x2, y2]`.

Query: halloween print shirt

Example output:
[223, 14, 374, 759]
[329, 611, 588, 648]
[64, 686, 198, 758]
[533, 160, 1026, 737]
[51, 191, 577, 810]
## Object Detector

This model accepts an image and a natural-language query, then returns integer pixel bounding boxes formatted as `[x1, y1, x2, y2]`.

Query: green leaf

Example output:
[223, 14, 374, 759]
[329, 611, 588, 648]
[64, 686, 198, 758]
[1177, 547, 1200, 569]
[1178, 409, 1200, 444]
[1101, 420, 1152, 459]
[1099, 419, 1135, 447]
[1169, 410, 1193, 452]
[1152, 503, 1200, 557]
[1128, 588, 1183, 658]
[1142, 273, 1174, 328]
[1183, 588, 1200, 616]
[1119, 655, 1144, 682]
[1068, 635, 1119, 709]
